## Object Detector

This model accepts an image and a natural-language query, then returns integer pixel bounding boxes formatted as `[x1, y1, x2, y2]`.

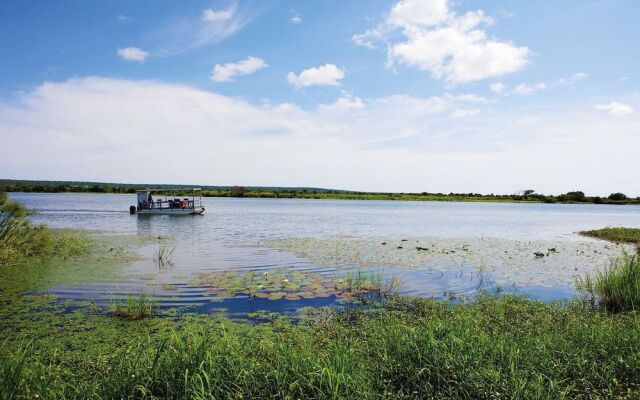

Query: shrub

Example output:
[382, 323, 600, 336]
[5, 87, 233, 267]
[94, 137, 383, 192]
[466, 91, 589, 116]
[608, 192, 628, 201]
[229, 186, 246, 197]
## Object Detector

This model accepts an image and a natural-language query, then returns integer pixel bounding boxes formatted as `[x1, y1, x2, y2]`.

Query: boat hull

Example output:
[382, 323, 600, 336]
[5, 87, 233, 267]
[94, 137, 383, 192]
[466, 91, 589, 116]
[137, 207, 205, 215]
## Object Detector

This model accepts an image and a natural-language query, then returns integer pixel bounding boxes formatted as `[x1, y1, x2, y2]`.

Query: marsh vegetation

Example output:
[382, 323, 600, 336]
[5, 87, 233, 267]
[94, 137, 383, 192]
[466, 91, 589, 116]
[580, 227, 640, 245]
[0, 194, 93, 264]
[577, 250, 640, 312]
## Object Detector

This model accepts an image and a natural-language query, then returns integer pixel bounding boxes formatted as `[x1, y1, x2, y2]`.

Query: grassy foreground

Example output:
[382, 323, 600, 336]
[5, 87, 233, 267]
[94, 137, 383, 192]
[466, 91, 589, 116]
[1, 294, 640, 399]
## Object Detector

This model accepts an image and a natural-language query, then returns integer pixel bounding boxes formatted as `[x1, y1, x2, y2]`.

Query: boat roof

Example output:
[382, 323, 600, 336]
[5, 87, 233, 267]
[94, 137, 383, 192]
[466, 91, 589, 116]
[137, 188, 201, 193]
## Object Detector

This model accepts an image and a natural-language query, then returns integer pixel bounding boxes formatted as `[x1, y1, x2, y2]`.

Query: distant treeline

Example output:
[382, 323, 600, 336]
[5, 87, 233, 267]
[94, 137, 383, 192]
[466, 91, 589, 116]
[1, 180, 639, 205]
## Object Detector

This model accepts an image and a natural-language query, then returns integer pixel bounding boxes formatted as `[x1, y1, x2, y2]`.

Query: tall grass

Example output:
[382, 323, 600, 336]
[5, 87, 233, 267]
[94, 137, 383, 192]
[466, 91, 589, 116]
[576, 251, 640, 312]
[335, 270, 401, 296]
[108, 292, 158, 320]
[2, 296, 640, 399]
[0, 193, 92, 265]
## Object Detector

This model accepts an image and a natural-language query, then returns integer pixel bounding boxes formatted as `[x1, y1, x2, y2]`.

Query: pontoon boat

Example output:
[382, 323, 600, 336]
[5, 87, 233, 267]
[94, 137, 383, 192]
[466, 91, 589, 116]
[129, 188, 205, 215]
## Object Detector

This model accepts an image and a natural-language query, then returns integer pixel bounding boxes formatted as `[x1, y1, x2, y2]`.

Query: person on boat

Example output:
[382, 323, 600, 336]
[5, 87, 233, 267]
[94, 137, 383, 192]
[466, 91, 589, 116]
[148, 192, 154, 209]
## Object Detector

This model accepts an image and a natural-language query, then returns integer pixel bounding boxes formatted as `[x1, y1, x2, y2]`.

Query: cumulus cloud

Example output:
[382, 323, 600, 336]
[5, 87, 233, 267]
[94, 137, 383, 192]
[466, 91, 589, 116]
[447, 93, 489, 103]
[318, 95, 365, 112]
[1, 77, 639, 195]
[353, 0, 530, 84]
[117, 47, 149, 62]
[490, 82, 506, 93]
[287, 64, 345, 88]
[513, 82, 546, 95]
[594, 102, 635, 117]
[211, 56, 267, 82]
[451, 108, 480, 118]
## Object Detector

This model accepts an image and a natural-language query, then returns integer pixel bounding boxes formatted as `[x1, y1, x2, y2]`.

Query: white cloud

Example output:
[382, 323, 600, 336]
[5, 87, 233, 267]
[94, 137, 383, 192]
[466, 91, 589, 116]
[490, 82, 506, 93]
[290, 12, 302, 24]
[557, 72, 588, 85]
[117, 15, 131, 23]
[202, 8, 233, 22]
[211, 56, 267, 82]
[117, 47, 149, 62]
[514, 82, 546, 95]
[447, 93, 489, 103]
[594, 101, 635, 117]
[1, 77, 639, 195]
[319, 95, 365, 112]
[147, 4, 253, 56]
[353, 0, 530, 84]
[287, 64, 345, 88]
[451, 108, 480, 118]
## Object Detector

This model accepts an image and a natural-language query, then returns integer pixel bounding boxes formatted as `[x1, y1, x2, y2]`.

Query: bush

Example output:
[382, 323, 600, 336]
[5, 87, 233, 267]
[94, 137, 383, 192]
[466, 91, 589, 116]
[229, 186, 246, 197]
[608, 192, 628, 201]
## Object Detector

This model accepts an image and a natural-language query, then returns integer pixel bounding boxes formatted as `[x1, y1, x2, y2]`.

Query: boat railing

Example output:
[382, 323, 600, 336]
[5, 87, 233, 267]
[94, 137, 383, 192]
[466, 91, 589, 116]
[139, 198, 201, 210]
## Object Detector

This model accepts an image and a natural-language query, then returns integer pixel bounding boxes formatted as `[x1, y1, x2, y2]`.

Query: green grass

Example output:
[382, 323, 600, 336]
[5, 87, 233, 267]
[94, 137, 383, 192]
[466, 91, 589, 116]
[0, 195, 95, 265]
[108, 292, 159, 320]
[335, 270, 401, 296]
[580, 227, 640, 245]
[577, 251, 640, 312]
[1, 296, 640, 399]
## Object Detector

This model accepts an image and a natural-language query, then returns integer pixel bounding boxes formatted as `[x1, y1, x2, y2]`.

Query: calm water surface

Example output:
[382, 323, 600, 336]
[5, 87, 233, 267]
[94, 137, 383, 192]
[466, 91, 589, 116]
[10, 193, 640, 317]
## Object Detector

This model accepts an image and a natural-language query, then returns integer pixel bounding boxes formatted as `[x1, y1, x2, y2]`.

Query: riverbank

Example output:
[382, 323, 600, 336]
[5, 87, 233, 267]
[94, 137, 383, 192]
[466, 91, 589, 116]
[2, 179, 639, 205]
[2, 289, 639, 399]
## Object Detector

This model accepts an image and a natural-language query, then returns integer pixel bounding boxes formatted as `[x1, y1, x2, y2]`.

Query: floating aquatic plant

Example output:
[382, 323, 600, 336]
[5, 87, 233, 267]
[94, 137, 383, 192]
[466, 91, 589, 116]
[188, 268, 400, 301]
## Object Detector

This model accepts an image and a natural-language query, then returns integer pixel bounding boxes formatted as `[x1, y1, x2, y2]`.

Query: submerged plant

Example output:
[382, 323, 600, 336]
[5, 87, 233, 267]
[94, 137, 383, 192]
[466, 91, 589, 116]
[153, 246, 175, 270]
[108, 292, 158, 320]
[576, 251, 640, 312]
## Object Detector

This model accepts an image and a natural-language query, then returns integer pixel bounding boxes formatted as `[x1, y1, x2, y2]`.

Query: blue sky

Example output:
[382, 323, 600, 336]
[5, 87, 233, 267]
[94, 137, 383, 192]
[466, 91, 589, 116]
[1, 0, 639, 195]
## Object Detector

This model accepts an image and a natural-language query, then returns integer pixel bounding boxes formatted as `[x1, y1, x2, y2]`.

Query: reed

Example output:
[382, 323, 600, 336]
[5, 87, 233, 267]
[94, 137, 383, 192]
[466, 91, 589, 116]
[153, 246, 175, 270]
[108, 292, 158, 320]
[335, 270, 401, 296]
[576, 250, 640, 312]
[0, 195, 93, 264]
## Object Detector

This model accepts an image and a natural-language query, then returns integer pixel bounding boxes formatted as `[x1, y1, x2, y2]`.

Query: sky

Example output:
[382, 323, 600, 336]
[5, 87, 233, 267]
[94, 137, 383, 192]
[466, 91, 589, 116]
[0, 0, 639, 196]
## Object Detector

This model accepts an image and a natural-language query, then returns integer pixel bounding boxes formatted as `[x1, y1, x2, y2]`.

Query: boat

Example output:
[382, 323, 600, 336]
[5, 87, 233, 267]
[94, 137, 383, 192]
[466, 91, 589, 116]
[129, 188, 205, 215]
